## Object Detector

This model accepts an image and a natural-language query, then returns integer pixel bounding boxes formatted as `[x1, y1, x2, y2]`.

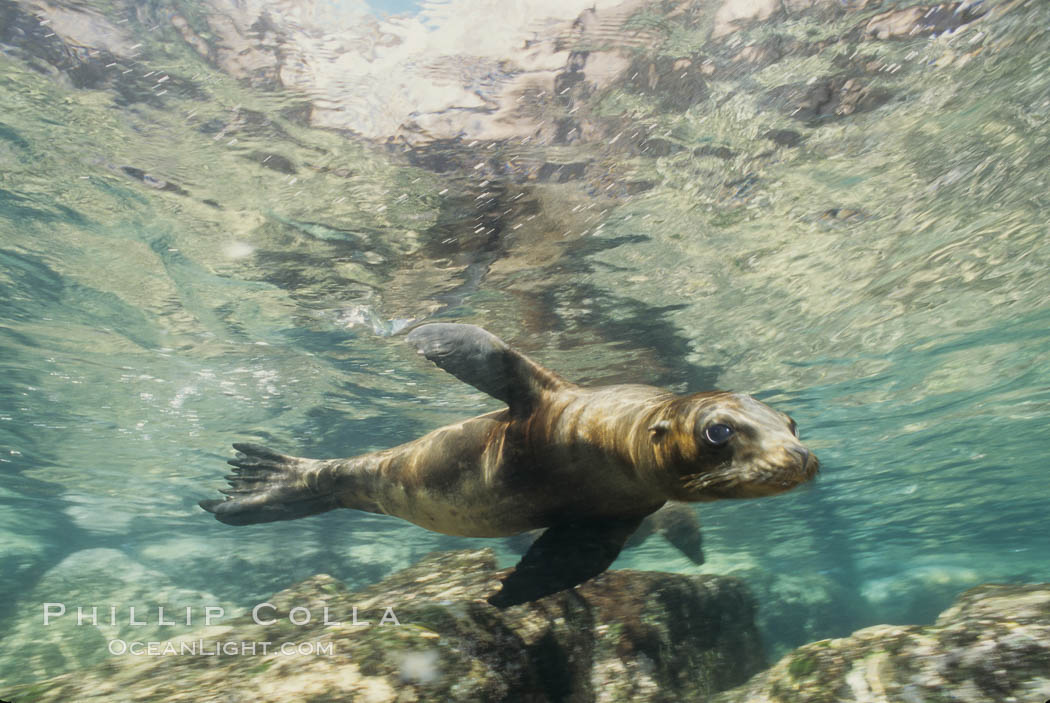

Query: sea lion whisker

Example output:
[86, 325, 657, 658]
[685, 462, 764, 493]
[683, 472, 730, 492]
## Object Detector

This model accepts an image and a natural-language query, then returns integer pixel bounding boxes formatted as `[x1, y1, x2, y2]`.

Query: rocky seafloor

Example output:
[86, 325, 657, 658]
[7, 549, 767, 702]
[6, 550, 1050, 702]
[714, 582, 1050, 703]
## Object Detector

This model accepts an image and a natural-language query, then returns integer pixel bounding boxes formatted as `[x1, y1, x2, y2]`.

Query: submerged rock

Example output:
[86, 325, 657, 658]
[769, 75, 893, 124]
[859, 2, 986, 41]
[0, 548, 229, 688]
[713, 583, 1050, 703]
[8, 549, 765, 702]
[712, 0, 783, 39]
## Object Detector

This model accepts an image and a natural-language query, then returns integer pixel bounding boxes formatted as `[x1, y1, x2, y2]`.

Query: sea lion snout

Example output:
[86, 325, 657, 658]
[784, 441, 820, 483]
[788, 445, 812, 470]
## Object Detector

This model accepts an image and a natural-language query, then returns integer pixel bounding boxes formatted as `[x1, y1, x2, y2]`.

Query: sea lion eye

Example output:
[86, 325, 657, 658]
[703, 423, 733, 447]
[789, 419, 799, 438]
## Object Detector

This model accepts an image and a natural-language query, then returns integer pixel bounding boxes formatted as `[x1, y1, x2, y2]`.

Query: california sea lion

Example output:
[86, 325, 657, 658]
[201, 323, 818, 607]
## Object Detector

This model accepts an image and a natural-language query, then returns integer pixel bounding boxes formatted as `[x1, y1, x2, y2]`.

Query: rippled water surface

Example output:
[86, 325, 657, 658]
[2, 0, 1049, 691]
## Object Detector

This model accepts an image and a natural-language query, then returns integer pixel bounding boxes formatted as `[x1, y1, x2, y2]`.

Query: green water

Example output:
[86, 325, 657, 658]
[2, 0, 1049, 691]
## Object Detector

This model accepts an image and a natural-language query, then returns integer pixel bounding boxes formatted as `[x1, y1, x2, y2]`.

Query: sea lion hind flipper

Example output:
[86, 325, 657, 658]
[406, 323, 565, 413]
[199, 443, 339, 526]
[487, 515, 644, 608]
[651, 502, 705, 565]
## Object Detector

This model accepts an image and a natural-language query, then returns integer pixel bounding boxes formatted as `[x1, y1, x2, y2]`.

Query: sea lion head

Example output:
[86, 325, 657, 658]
[653, 391, 819, 502]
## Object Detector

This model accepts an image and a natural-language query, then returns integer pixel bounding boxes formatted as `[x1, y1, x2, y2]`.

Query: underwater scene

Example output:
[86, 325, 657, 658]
[2, 0, 1049, 700]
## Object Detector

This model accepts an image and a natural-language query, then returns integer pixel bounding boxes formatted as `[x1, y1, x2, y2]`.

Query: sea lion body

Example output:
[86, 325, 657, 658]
[202, 323, 818, 607]
[323, 384, 671, 537]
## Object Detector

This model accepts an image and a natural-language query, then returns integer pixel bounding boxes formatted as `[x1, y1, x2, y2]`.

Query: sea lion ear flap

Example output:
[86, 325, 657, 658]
[405, 323, 566, 413]
[649, 420, 671, 437]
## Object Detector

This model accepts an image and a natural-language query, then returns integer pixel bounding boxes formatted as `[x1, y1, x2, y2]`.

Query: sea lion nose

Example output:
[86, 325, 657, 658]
[788, 445, 810, 468]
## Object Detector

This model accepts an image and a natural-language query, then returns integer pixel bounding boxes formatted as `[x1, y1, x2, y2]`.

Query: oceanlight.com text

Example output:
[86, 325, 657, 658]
[108, 639, 336, 656]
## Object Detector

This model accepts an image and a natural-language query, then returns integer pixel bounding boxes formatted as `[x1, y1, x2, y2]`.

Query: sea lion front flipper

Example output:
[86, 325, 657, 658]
[487, 515, 645, 608]
[406, 323, 566, 413]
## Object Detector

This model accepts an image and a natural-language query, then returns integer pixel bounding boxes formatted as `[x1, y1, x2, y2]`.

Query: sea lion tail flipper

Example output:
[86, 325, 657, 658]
[487, 515, 644, 609]
[405, 323, 567, 413]
[199, 443, 339, 526]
